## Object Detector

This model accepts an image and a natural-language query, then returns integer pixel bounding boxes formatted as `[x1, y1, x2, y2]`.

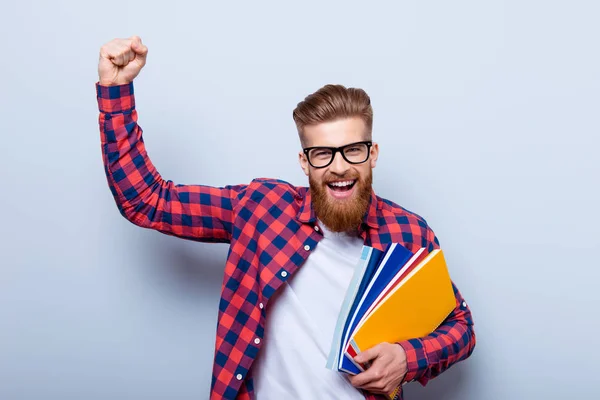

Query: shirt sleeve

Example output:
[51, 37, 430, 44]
[96, 82, 246, 243]
[397, 226, 476, 386]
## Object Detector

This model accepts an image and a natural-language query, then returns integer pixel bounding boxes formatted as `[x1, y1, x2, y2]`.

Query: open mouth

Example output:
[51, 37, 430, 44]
[327, 179, 357, 192]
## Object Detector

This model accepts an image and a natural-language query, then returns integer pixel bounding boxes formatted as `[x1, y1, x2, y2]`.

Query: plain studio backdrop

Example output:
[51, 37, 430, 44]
[1, 1, 598, 399]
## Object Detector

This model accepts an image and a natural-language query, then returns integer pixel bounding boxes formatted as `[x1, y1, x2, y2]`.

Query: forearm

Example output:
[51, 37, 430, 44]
[97, 82, 161, 223]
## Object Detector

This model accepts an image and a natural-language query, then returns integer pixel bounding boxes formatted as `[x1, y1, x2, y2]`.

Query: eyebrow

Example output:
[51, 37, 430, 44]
[304, 140, 370, 149]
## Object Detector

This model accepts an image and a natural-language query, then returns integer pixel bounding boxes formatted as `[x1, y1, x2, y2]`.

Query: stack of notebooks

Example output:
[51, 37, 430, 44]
[327, 243, 456, 398]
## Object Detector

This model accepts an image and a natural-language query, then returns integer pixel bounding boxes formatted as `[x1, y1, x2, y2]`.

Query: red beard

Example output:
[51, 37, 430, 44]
[309, 169, 372, 233]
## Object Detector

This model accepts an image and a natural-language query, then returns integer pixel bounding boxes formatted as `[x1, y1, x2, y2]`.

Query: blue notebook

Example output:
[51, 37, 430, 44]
[337, 245, 386, 373]
[338, 243, 414, 373]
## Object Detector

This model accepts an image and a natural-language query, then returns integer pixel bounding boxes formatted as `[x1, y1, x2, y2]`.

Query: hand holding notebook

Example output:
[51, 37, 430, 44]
[347, 342, 408, 396]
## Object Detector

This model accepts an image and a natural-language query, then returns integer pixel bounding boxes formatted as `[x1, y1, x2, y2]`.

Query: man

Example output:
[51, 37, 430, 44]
[96, 36, 475, 400]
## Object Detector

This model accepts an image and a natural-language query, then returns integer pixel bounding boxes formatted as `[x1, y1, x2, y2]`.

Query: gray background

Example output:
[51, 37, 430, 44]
[1, 1, 598, 399]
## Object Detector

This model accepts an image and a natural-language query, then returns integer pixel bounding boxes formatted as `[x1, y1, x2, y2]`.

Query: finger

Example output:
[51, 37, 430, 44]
[112, 51, 123, 66]
[349, 372, 369, 388]
[121, 49, 131, 65]
[130, 36, 148, 56]
[354, 343, 382, 364]
[107, 43, 125, 65]
[126, 47, 136, 63]
[130, 35, 142, 49]
[137, 42, 149, 57]
[100, 43, 118, 61]
[120, 52, 129, 65]
[120, 47, 138, 66]
[357, 379, 387, 393]
[100, 40, 128, 62]
[349, 366, 383, 388]
[132, 42, 148, 63]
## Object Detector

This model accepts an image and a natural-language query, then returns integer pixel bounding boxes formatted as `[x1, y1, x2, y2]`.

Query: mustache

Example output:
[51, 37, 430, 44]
[322, 172, 360, 184]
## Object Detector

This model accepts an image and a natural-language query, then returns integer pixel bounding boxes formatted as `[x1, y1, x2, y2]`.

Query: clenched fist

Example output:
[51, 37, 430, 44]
[98, 36, 148, 86]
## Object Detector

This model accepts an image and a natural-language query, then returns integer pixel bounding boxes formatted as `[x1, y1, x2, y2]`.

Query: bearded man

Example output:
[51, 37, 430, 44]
[95, 36, 476, 400]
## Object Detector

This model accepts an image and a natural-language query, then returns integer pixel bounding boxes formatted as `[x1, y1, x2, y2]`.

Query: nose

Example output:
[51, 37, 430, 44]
[328, 150, 350, 175]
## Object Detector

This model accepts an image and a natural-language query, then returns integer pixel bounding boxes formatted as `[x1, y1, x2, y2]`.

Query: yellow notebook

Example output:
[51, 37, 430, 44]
[349, 249, 456, 354]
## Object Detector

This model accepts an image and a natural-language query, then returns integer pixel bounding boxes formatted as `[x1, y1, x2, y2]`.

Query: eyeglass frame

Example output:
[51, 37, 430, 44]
[302, 140, 373, 169]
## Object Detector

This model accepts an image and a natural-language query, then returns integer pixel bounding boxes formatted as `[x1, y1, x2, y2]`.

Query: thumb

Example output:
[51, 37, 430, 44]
[354, 344, 382, 364]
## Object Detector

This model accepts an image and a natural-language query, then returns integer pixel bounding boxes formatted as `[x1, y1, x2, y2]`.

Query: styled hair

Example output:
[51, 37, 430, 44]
[293, 84, 373, 146]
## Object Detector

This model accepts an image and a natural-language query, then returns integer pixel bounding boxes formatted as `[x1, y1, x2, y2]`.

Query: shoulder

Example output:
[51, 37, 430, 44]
[244, 177, 307, 203]
[377, 195, 429, 229]
[375, 195, 440, 250]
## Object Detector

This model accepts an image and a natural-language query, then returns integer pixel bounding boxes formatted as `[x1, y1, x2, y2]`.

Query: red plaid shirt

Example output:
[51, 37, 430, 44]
[96, 82, 476, 399]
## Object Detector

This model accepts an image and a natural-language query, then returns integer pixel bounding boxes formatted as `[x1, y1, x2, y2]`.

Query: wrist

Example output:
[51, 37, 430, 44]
[96, 81, 135, 113]
[98, 79, 132, 87]
[397, 339, 426, 384]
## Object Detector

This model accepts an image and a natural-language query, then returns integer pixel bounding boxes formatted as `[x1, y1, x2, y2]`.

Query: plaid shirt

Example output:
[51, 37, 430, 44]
[96, 82, 476, 400]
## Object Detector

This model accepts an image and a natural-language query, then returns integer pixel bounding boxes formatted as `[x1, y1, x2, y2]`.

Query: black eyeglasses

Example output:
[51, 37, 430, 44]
[303, 141, 373, 169]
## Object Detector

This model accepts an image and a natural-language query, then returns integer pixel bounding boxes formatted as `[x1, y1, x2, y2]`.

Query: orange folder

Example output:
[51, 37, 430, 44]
[349, 249, 456, 354]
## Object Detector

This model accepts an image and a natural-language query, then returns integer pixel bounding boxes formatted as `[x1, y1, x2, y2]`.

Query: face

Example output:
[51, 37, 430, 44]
[298, 117, 379, 233]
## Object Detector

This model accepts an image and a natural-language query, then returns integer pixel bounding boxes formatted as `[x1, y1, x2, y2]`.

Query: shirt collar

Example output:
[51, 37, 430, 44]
[296, 187, 380, 230]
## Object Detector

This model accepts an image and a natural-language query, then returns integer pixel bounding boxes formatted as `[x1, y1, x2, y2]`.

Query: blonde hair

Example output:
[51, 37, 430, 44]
[293, 84, 373, 146]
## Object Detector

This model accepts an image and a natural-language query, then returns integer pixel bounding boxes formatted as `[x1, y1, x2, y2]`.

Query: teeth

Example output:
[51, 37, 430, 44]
[329, 180, 354, 187]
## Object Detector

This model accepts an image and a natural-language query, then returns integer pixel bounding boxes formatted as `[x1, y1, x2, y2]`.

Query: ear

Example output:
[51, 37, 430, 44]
[369, 142, 379, 168]
[299, 151, 310, 176]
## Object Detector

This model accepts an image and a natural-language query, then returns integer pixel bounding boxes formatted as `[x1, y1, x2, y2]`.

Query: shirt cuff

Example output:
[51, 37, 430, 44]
[397, 338, 428, 384]
[96, 82, 135, 114]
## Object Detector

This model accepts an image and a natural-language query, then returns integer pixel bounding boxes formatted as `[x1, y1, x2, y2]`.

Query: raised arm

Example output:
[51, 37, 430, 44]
[97, 36, 246, 243]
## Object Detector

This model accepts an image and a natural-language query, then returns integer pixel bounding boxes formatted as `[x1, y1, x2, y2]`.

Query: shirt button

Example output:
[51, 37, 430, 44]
[236, 374, 243, 380]
[254, 338, 261, 345]
[314, 226, 319, 231]
[281, 271, 288, 278]
[259, 302, 264, 309]
[304, 244, 311, 251]
[462, 301, 467, 307]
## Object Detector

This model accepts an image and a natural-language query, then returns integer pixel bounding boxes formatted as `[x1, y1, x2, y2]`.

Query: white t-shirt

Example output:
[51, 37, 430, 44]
[252, 221, 365, 399]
